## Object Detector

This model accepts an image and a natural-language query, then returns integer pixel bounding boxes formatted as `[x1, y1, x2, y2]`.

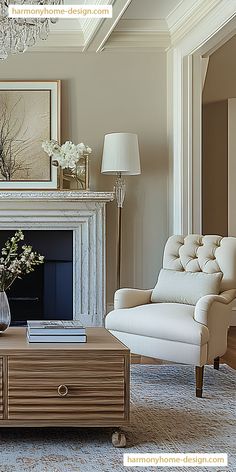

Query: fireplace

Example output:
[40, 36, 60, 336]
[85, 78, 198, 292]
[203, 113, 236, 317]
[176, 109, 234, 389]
[0, 230, 73, 324]
[0, 191, 114, 326]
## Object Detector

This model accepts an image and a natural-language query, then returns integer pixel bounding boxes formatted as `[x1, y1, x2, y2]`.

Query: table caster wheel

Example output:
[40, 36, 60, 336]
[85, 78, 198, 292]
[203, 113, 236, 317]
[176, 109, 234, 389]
[112, 430, 127, 448]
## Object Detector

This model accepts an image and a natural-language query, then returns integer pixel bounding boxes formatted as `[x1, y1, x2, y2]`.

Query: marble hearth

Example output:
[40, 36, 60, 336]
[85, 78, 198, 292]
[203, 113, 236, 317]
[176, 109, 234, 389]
[0, 191, 114, 327]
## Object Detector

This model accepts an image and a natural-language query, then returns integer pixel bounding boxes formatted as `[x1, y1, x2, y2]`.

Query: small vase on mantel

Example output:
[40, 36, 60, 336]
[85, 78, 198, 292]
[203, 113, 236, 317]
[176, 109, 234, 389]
[0, 291, 11, 334]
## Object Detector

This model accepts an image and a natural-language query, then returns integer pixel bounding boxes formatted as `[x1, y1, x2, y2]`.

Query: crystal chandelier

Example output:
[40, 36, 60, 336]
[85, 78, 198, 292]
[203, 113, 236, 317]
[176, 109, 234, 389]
[0, 0, 64, 60]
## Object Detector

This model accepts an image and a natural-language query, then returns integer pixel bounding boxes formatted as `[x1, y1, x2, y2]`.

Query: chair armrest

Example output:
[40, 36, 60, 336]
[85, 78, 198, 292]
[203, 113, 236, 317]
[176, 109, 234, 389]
[114, 288, 153, 309]
[194, 289, 236, 361]
[194, 289, 236, 326]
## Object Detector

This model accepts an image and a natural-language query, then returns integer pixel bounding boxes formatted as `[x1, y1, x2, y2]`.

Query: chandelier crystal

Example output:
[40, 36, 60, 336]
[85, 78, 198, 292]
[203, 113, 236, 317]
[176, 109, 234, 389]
[0, 0, 64, 60]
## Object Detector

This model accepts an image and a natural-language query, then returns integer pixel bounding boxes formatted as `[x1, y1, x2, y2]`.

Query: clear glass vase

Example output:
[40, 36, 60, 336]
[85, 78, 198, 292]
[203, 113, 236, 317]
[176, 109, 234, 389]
[63, 157, 88, 190]
[0, 291, 11, 333]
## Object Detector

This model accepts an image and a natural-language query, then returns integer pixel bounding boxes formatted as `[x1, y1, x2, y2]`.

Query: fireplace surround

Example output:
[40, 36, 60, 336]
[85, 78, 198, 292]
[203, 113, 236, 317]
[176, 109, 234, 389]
[0, 191, 114, 327]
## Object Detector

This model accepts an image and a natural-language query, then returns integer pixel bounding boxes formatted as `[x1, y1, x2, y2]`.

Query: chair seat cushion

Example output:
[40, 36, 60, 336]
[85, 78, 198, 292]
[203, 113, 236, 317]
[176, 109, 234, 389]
[105, 303, 209, 346]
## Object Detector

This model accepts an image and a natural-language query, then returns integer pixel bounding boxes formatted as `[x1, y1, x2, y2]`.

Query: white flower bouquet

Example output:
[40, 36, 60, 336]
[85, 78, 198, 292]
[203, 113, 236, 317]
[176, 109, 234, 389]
[42, 140, 92, 189]
[0, 230, 44, 292]
[42, 140, 92, 170]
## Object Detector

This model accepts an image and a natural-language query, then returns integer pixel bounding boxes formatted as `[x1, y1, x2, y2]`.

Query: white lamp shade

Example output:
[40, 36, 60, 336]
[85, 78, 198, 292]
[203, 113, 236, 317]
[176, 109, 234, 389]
[101, 133, 141, 175]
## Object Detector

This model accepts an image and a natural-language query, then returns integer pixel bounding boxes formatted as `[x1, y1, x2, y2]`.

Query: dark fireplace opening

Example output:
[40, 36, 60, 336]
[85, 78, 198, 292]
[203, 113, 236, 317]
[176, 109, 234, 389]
[0, 230, 73, 325]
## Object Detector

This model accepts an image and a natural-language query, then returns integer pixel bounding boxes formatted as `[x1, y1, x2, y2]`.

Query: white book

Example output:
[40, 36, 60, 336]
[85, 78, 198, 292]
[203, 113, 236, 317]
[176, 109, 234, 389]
[27, 333, 87, 343]
[27, 320, 86, 336]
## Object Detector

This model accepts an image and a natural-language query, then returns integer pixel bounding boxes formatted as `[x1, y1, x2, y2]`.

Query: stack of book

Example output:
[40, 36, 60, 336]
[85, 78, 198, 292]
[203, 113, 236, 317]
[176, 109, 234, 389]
[27, 320, 87, 343]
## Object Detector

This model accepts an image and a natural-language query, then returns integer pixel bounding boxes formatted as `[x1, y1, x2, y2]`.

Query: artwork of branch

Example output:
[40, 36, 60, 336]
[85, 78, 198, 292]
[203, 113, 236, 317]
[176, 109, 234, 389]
[0, 89, 51, 182]
[0, 95, 32, 181]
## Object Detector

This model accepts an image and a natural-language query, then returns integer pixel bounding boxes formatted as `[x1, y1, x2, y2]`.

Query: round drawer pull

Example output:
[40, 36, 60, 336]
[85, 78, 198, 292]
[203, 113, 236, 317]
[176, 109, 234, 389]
[57, 384, 68, 397]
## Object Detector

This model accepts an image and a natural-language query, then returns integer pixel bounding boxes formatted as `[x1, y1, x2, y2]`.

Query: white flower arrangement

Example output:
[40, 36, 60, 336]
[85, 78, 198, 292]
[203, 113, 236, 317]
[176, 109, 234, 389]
[0, 230, 44, 292]
[42, 140, 92, 170]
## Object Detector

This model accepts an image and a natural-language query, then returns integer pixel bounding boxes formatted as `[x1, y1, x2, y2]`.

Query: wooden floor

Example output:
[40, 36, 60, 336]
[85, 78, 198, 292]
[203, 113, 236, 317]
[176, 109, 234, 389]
[132, 327, 236, 370]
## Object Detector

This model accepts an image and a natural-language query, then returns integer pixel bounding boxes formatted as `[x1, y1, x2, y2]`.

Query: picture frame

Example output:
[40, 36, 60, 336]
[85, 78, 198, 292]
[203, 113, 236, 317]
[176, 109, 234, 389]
[0, 80, 61, 189]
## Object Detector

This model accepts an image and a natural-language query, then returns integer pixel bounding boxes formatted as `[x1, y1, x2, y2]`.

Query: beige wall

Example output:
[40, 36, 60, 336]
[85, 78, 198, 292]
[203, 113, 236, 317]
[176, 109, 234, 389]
[0, 51, 168, 305]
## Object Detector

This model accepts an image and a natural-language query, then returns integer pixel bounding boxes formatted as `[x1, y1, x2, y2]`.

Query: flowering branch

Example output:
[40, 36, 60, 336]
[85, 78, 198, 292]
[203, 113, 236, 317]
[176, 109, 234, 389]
[0, 230, 44, 292]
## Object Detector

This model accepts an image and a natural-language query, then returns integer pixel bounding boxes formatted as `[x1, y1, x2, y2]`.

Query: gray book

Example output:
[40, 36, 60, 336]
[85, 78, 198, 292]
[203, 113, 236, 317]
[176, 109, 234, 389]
[27, 320, 86, 336]
[27, 332, 87, 343]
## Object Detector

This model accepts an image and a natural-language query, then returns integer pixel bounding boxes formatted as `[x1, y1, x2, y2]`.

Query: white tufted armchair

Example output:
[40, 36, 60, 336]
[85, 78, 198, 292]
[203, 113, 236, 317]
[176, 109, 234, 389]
[105, 235, 236, 397]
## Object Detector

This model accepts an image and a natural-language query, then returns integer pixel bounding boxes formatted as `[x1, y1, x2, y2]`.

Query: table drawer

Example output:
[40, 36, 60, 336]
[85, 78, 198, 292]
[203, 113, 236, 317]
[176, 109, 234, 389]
[8, 354, 128, 422]
[0, 358, 2, 419]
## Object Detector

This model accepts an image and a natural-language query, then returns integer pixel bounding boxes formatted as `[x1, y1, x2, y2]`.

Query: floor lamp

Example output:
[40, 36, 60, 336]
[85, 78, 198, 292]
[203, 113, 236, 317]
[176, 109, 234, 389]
[101, 133, 141, 289]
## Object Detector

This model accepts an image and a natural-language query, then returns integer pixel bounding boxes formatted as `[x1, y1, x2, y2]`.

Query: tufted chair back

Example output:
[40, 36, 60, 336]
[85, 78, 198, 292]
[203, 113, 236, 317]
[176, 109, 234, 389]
[163, 235, 236, 293]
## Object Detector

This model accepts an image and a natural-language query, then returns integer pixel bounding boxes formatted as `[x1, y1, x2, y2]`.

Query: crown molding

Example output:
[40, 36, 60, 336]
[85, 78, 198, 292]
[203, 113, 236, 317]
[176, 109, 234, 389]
[169, 0, 236, 56]
[166, 0, 202, 30]
[115, 19, 169, 33]
[166, 0, 222, 46]
[105, 31, 170, 51]
[104, 18, 170, 51]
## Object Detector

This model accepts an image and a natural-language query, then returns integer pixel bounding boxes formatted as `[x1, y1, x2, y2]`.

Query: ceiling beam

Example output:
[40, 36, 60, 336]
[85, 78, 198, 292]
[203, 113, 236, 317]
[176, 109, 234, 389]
[83, 0, 132, 52]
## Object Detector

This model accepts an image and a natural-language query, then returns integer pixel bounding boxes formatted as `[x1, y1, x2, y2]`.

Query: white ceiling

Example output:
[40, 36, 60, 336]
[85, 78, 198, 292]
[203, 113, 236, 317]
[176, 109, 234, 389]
[123, 0, 183, 20]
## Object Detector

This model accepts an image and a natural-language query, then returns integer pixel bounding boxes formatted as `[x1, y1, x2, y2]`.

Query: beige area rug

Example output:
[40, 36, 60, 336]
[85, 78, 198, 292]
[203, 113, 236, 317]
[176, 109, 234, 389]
[0, 364, 235, 472]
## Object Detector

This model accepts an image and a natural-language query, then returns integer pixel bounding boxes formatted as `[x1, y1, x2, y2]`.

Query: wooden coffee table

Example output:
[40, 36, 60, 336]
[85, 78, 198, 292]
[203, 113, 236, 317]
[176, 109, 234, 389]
[0, 327, 130, 447]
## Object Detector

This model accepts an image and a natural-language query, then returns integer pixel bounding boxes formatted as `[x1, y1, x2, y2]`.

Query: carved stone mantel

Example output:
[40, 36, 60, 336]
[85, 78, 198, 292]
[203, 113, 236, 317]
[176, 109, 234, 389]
[0, 190, 114, 202]
[0, 190, 114, 327]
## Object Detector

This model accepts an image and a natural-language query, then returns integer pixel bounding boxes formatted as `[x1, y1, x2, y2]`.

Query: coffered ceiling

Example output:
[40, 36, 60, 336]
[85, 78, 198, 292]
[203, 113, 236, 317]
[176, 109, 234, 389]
[122, 0, 182, 19]
[31, 0, 216, 52]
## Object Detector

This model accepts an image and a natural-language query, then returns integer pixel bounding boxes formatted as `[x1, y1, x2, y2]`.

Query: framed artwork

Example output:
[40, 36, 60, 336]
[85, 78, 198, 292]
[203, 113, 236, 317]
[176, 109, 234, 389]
[0, 80, 61, 189]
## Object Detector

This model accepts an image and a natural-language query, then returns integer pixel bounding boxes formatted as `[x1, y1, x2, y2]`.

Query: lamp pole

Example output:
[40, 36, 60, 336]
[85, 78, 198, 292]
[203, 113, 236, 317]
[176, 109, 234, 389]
[115, 172, 126, 289]
[117, 205, 122, 289]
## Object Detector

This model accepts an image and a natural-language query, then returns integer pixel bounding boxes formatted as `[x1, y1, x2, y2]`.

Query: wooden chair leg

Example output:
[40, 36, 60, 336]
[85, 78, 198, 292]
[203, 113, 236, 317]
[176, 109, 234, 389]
[195, 366, 204, 398]
[214, 357, 220, 370]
